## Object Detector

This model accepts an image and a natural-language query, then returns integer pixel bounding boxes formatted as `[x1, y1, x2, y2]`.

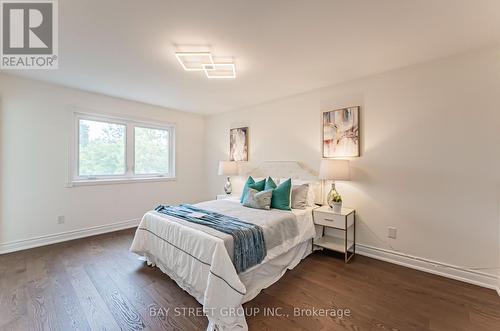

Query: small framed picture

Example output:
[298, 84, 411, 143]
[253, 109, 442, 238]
[322, 106, 360, 157]
[230, 127, 248, 161]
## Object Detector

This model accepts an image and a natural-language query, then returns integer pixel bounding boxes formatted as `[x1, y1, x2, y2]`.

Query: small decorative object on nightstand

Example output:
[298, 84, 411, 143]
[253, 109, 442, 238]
[218, 161, 238, 194]
[313, 205, 355, 262]
[319, 159, 351, 213]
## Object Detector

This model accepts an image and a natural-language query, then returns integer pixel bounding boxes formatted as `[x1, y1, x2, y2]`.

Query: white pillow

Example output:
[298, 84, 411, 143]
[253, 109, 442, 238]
[280, 178, 317, 206]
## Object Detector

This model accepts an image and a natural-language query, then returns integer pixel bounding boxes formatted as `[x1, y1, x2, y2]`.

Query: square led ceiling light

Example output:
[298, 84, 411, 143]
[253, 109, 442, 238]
[175, 52, 214, 71]
[204, 63, 236, 79]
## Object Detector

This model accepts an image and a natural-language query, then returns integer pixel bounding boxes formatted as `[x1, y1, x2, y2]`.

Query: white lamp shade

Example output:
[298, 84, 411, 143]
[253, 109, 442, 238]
[218, 161, 238, 176]
[318, 159, 350, 181]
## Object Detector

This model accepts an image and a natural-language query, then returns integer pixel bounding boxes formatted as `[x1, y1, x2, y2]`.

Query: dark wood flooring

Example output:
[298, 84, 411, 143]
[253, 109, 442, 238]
[1, 228, 499, 331]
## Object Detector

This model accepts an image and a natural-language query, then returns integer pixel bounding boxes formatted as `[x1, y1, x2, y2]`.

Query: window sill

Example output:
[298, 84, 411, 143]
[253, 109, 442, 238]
[69, 176, 177, 187]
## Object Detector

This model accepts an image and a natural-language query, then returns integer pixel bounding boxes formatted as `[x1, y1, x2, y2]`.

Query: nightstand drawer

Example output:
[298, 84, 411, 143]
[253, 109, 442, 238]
[314, 211, 354, 229]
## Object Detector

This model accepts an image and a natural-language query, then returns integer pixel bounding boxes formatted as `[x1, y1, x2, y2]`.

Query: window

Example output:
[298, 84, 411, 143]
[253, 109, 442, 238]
[134, 126, 170, 175]
[73, 113, 175, 185]
[79, 119, 126, 176]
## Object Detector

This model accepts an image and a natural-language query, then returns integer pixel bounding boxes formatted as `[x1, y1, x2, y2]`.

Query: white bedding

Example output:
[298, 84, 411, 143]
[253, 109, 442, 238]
[130, 199, 315, 331]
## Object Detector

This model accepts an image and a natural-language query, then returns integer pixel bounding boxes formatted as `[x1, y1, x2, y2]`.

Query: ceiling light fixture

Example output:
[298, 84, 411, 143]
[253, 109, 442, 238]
[204, 63, 236, 79]
[175, 51, 236, 79]
[174, 52, 214, 71]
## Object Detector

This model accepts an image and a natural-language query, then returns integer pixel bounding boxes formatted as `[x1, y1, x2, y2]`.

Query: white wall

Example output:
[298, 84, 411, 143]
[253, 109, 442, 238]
[0, 74, 206, 247]
[1, 46, 499, 289]
[205, 46, 500, 280]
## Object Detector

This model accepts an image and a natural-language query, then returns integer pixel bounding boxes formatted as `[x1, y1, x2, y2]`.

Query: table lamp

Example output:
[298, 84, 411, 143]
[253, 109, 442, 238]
[318, 159, 351, 211]
[218, 161, 238, 194]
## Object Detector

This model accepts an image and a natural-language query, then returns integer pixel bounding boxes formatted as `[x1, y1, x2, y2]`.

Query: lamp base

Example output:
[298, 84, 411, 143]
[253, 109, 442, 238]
[224, 177, 232, 194]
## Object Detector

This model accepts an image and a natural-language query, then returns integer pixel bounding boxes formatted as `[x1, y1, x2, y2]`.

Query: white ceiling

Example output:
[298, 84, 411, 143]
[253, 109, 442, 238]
[5, 0, 500, 114]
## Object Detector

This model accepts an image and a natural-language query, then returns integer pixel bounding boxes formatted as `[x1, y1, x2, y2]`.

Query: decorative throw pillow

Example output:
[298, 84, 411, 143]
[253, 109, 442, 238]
[242, 188, 273, 210]
[270, 178, 292, 210]
[264, 176, 277, 190]
[291, 184, 309, 209]
[240, 176, 255, 203]
[251, 178, 266, 191]
[240, 176, 266, 203]
[281, 178, 317, 206]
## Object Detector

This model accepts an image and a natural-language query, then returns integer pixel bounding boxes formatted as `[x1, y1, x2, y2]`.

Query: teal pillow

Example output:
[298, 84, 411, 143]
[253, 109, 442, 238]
[264, 177, 277, 190]
[251, 178, 266, 191]
[240, 177, 266, 203]
[270, 178, 292, 210]
[240, 176, 255, 203]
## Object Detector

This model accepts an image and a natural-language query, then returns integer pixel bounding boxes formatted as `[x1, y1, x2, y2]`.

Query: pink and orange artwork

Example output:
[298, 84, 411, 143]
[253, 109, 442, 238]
[322, 107, 359, 157]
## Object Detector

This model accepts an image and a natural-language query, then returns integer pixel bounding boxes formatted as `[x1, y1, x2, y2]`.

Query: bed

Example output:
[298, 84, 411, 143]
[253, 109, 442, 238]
[130, 162, 321, 331]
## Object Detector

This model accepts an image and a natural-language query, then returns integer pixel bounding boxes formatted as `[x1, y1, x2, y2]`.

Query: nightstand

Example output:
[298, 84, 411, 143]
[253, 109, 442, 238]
[216, 194, 236, 200]
[313, 205, 355, 263]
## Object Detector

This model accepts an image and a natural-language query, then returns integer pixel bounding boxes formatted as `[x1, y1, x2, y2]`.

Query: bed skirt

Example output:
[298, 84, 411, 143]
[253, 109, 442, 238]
[143, 240, 312, 331]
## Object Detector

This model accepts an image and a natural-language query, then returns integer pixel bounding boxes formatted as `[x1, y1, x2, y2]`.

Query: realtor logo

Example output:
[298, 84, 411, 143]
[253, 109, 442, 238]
[1, 0, 58, 69]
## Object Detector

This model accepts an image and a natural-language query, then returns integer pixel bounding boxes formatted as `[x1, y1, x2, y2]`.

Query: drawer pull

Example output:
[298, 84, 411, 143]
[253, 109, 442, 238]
[324, 218, 335, 222]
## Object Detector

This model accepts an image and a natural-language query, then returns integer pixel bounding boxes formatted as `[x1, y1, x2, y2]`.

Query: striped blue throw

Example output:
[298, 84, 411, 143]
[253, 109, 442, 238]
[155, 204, 267, 273]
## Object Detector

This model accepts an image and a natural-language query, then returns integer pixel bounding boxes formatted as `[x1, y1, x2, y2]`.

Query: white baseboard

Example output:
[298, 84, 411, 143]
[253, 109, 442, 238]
[2, 224, 498, 296]
[356, 243, 499, 291]
[0, 218, 140, 254]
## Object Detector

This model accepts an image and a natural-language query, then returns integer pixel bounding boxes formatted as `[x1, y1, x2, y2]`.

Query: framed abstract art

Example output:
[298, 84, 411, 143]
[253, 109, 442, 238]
[322, 106, 360, 157]
[230, 127, 248, 161]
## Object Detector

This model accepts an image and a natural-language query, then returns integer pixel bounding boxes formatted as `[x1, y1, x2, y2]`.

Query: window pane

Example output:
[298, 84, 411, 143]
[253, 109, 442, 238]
[79, 119, 126, 176]
[134, 127, 169, 174]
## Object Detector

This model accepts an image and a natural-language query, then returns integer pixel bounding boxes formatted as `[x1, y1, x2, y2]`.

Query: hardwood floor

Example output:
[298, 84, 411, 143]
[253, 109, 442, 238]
[1, 228, 499, 331]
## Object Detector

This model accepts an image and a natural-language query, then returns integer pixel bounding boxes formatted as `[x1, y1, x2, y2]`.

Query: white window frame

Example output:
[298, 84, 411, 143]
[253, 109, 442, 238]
[70, 111, 176, 186]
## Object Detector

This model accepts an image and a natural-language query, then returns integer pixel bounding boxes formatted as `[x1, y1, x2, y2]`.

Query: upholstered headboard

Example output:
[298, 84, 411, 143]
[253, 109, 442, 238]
[239, 161, 323, 205]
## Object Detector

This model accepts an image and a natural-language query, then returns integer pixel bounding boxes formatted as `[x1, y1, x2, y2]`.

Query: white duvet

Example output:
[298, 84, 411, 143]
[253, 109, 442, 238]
[130, 199, 315, 331]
